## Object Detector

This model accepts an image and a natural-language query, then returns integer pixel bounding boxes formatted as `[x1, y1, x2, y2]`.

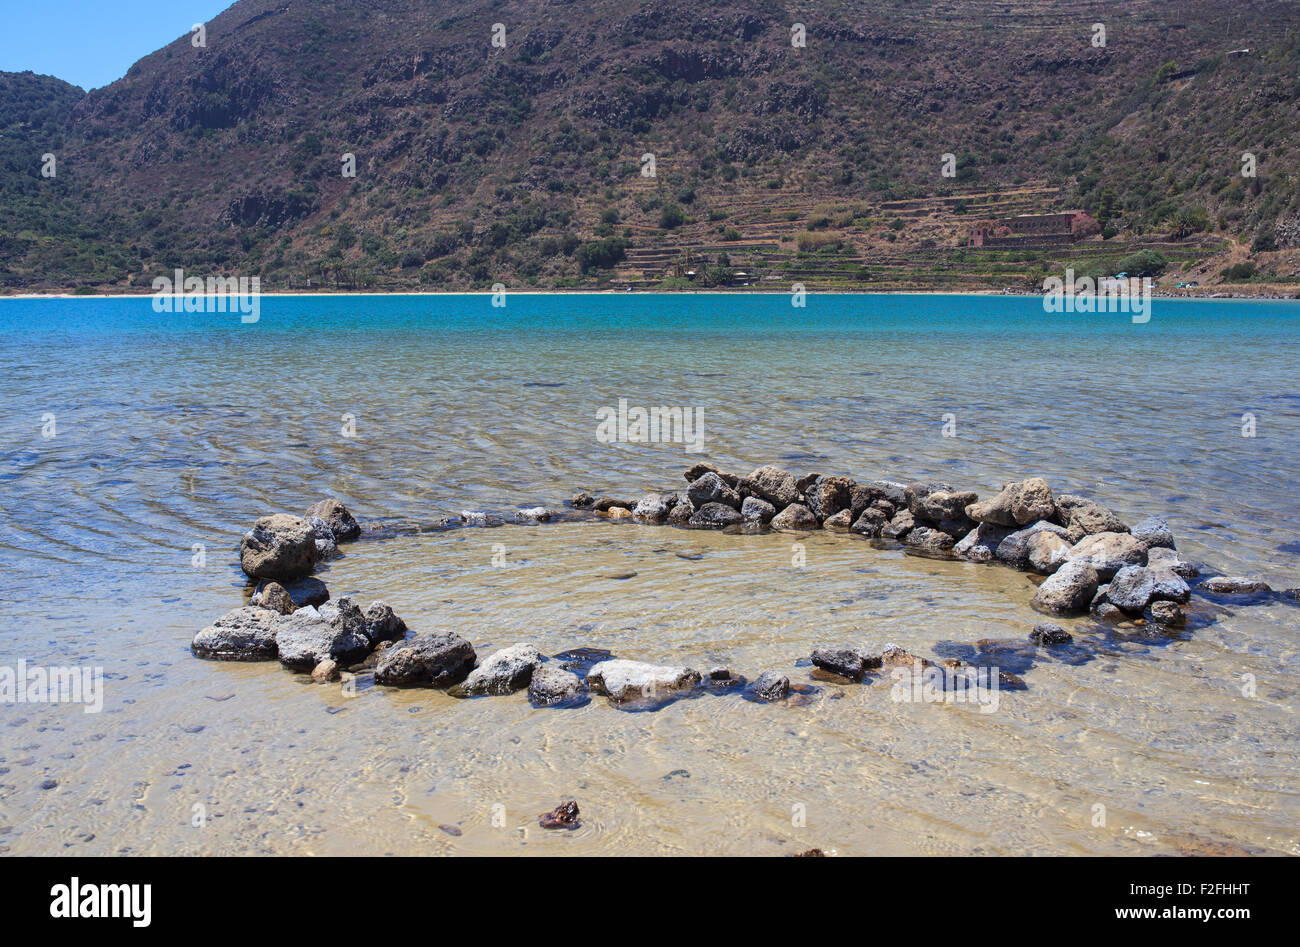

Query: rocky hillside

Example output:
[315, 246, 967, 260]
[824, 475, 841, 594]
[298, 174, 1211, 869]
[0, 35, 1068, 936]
[2, 0, 1298, 291]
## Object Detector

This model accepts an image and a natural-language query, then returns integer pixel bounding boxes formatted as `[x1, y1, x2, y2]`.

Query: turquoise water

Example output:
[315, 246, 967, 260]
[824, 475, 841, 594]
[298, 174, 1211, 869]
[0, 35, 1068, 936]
[1, 293, 1298, 855]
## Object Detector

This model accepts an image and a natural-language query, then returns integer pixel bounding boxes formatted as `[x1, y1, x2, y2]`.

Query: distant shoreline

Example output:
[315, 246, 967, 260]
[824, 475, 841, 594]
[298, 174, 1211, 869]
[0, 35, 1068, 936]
[3, 287, 1298, 302]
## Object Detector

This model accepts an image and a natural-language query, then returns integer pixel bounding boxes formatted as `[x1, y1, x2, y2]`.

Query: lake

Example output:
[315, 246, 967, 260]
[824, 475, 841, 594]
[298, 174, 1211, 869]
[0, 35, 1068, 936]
[1, 292, 1297, 855]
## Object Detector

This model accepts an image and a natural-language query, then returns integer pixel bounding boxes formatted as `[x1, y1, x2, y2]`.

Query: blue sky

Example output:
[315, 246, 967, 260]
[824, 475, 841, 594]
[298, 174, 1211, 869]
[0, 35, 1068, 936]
[0, 1, 234, 90]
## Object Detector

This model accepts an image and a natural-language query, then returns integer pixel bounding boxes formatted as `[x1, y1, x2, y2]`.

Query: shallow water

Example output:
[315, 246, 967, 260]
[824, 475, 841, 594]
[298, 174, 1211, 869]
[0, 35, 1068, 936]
[0, 292, 1297, 856]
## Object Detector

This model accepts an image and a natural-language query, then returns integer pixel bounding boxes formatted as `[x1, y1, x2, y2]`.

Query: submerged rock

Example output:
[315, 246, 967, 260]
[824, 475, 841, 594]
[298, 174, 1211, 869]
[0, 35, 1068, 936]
[1030, 623, 1073, 645]
[1031, 560, 1100, 615]
[240, 514, 320, 582]
[192, 606, 280, 661]
[459, 644, 544, 696]
[1145, 601, 1187, 627]
[514, 507, 553, 524]
[585, 659, 700, 702]
[306, 498, 361, 543]
[373, 631, 477, 687]
[1199, 576, 1273, 594]
[877, 645, 928, 670]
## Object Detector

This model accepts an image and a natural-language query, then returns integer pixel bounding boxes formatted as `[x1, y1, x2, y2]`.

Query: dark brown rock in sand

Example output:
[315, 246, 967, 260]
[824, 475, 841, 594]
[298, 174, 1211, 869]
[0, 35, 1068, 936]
[539, 800, 581, 829]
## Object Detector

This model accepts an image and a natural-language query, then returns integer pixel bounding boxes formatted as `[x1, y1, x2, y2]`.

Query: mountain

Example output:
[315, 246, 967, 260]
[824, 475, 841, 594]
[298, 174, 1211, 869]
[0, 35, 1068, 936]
[2, 0, 1299, 293]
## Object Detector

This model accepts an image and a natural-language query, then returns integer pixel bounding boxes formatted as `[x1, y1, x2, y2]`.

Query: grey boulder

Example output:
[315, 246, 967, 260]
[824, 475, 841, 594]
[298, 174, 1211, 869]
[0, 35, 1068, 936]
[1056, 494, 1130, 540]
[905, 526, 956, 553]
[748, 671, 790, 702]
[275, 601, 373, 671]
[362, 601, 407, 645]
[914, 490, 978, 523]
[306, 498, 361, 542]
[964, 478, 1055, 527]
[741, 495, 777, 523]
[804, 476, 856, 521]
[632, 494, 671, 523]
[1199, 576, 1273, 595]
[1066, 531, 1147, 581]
[192, 606, 281, 661]
[1031, 560, 1100, 615]
[240, 514, 320, 582]
[1131, 516, 1176, 550]
[850, 507, 889, 537]
[585, 660, 701, 702]
[459, 644, 545, 696]
[689, 502, 743, 529]
[996, 521, 1070, 570]
[687, 472, 741, 509]
[528, 666, 584, 706]
[881, 509, 916, 540]
[953, 522, 1014, 562]
[1107, 565, 1158, 615]
[1027, 530, 1072, 574]
[770, 503, 819, 532]
[373, 631, 477, 687]
[746, 465, 801, 508]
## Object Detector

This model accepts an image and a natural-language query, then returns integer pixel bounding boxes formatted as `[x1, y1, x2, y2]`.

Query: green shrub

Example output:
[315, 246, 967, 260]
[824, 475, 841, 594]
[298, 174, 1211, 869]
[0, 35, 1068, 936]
[659, 204, 685, 229]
